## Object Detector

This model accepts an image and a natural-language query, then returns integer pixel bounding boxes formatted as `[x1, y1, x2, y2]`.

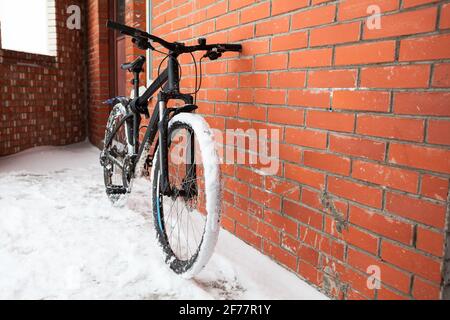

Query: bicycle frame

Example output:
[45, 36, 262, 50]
[104, 51, 197, 197]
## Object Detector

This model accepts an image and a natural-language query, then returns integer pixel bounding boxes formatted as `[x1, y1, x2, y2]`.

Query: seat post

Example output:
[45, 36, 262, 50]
[132, 71, 140, 99]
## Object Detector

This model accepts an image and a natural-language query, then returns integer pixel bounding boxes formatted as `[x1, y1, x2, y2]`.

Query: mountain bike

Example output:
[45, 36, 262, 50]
[100, 21, 242, 278]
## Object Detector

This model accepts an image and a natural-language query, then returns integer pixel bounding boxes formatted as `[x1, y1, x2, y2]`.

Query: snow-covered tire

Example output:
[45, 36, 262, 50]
[102, 103, 132, 207]
[151, 113, 221, 278]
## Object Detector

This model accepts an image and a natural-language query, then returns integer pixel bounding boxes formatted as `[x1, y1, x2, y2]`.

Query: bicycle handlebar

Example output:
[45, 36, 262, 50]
[107, 20, 242, 54]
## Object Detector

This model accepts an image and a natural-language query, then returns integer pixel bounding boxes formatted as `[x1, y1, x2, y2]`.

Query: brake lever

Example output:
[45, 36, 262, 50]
[204, 48, 222, 61]
[132, 37, 155, 51]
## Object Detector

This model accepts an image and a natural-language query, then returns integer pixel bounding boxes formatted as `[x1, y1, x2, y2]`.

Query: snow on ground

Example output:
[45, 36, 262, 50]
[0, 142, 327, 300]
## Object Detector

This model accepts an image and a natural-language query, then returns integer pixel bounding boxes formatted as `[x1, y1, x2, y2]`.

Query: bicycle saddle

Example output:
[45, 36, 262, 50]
[121, 55, 146, 73]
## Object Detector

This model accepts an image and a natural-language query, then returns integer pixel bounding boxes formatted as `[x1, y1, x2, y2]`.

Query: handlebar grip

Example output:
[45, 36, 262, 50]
[107, 20, 139, 37]
[222, 44, 242, 52]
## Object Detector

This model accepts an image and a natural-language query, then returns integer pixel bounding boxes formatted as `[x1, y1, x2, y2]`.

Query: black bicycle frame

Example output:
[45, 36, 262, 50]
[104, 51, 196, 196]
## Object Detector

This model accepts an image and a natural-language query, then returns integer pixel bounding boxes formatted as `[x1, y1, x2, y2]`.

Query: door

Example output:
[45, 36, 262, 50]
[110, 0, 127, 97]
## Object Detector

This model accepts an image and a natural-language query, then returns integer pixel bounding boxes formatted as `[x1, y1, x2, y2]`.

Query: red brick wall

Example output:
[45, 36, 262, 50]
[0, 0, 86, 156]
[150, 0, 450, 299]
[87, 0, 148, 147]
[87, 0, 112, 147]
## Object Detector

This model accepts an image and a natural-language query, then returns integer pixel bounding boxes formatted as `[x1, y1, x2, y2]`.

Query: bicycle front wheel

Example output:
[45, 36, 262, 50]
[151, 113, 221, 278]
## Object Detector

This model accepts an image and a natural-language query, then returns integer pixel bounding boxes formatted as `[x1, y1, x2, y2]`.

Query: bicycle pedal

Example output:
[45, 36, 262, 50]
[106, 185, 127, 195]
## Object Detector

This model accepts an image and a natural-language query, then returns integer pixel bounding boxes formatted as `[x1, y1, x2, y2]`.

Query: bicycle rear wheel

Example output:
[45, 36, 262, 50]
[151, 113, 221, 278]
[101, 103, 133, 206]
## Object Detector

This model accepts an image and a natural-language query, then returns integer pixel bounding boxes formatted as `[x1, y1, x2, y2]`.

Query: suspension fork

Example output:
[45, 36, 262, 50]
[158, 93, 171, 196]
[184, 127, 197, 197]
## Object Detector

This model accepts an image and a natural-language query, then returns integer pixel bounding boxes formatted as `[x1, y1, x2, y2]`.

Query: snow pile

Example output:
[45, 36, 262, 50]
[0, 142, 327, 300]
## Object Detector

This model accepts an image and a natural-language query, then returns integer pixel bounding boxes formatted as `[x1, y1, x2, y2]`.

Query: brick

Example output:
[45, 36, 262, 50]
[254, 89, 286, 105]
[271, 0, 309, 16]
[427, 119, 450, 145]
[271, 32, 308, 52]
[381, 241, 441, 283]
[416, 227, 445, 257]
[252, 187, 283, 211]
[255, 220, 281, 243]
[338, 0, 400, 20]
[290, 48, 332, 68]
[268, 107, 304, 126]
[285, 163, 325, 190]
[364, 7, 437, 39]
[284, 127, 327, 149]
[400, 34, 450, 61]
[306, 110, 355, 133]
[332, 90, 390, 112]
[238, 104, 266, 121]
[441, 3, 450, 29]
[420, 175, 449, 201]
[352, 160, 419, 193]
[196, 0, 216, 9]
[347, 248, 411, 293]
[356, 115, 425, 142]
[264, 210, 298, 237]
[242, 39, 270, 56]
[228, 89, 253, 103]
[310, 22, 360, 46]
[206, 1, 227, 19]
[281, 234, 301, 255]
[338, 0, 399, 20]
[297, 244, 320, 266]
[349, 205, 413, 245]
[255, 16, 290, 36]
[303, 151, 351, 175]
[216, 12, 239, 30]
[240, 73, 268, 88]
[265, 176, 300, 200]
[335, 41, 396, 66]
[340, 265, 376, 299]
[235, 195, 264, 218]
[224, 177, 250, 197]
[341, 226, 379, 254]
[292, 5, 336, 29]
[236, 166, 264, 187]
[283, 199, 323, 230]
[241, 2, 270, 24]
[255, 54, 288, 71]
[389, 143, 450, 174]
[236, 223, 262, 249]
[308, 70, 357, 88]
[194, 20, 215, 36]
[228, 24, 254, 42]
[328, 177, 383, 208]
[394, 92, 450, 116]
[229, 0, 254, 10]
[221, 215, 235, 232]
[412, 277, 441, 300]
[360, 65, 431, 89]
[385, 192, 446, 228]
[227, 205, 252, 227]
[298, 261, 323, 287]
[377, 286, 409, 300]
[300, 226, 345, 260]
[329, 134, 386, 161]
[288, 90, 330, 108]
[270, 71, 306, 88]
[403, 0, 440, 8]
[432, 63, 450, 88]
[215, 75, 238, 88]
[263, 241, 298, 271]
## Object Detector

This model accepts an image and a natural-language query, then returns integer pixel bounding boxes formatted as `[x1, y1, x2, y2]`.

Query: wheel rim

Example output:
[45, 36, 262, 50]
[156, 124, 208, 263]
